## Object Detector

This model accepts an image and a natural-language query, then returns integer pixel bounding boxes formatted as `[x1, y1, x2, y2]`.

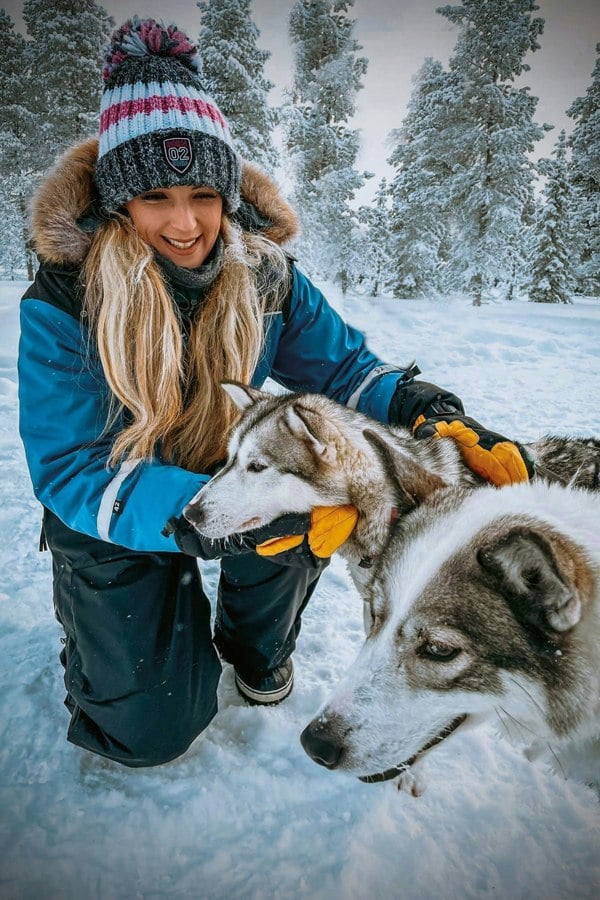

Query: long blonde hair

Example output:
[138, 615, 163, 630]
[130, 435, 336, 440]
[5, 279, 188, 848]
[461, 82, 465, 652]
[83, 214, 289, 472]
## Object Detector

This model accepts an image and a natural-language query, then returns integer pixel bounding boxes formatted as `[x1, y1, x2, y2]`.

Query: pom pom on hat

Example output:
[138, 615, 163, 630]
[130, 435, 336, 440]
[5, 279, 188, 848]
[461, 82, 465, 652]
[102, 17, 201, 81]
[96, 16, 240, 214]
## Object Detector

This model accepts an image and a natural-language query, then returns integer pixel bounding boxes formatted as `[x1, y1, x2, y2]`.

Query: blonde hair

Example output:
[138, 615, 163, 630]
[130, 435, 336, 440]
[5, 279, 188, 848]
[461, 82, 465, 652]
[83, 214, 289, 472]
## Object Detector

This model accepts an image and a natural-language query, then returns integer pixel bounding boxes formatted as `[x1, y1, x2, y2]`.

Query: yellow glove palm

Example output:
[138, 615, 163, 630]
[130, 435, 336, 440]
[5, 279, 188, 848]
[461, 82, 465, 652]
[256, 505, 359, 559]
[413, 414, 530, 486]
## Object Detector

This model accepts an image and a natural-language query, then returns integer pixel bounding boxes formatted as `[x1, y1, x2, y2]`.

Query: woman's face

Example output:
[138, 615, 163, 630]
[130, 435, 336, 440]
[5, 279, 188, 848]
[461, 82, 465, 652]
[125, 185, 223, 268]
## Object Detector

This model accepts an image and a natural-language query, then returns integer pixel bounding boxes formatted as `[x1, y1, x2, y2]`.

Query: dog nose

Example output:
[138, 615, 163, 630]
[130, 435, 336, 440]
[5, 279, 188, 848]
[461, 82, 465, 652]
[300, 720, 344, 769]
[183, 502, 205, 529]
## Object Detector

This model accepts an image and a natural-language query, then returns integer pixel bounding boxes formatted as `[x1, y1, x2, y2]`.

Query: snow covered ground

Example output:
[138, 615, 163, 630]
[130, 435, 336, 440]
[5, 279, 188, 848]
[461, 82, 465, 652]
[1, 278, 599, 899]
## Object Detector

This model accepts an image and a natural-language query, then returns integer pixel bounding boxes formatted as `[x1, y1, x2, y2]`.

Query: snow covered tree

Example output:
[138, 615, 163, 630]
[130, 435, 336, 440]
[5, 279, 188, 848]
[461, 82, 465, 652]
[0, 8, 40, 278]
[437, 0, 547, 305]
[282, 0, 368, 284]
[567, 43, 600, 296]
[356, 177, 393, 296]
[197, 0, 279, 171]
[0, 9, 36, 180]
[0, 2, 111, 278]
[386, 58, 456, 298]
[529, 131, 574, 304]
[0, 177, 30, 278]
[23, 0, 112, 169]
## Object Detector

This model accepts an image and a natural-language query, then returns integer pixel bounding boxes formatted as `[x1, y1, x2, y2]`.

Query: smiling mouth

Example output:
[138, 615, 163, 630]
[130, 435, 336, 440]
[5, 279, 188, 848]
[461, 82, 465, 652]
[358, 714, 468, 784]
[163, 236, 200, 250]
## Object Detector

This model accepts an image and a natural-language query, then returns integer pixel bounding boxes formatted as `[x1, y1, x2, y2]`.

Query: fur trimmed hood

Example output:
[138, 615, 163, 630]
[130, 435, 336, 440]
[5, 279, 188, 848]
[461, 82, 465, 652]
[31, 138, 299, 266]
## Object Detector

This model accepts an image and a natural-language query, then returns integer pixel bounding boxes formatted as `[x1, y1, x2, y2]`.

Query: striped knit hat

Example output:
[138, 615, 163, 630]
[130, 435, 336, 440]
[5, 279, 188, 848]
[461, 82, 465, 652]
[96, 17, 240, 214]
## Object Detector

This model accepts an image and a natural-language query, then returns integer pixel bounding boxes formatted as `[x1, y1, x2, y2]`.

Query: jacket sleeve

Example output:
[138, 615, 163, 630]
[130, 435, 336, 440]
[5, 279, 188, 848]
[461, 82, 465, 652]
[18, 298, 208, 552]
[271, 266, 407, 422]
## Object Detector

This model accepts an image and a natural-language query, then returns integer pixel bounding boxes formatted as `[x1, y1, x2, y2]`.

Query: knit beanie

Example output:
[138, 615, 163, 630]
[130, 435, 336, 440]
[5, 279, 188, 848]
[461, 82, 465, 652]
[96, 17, 241, 214]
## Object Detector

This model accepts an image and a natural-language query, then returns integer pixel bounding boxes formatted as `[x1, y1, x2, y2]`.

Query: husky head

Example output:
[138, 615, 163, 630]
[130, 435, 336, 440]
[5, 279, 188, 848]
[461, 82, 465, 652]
[301, 463, 599, 788]
[183, 383, 358, 536]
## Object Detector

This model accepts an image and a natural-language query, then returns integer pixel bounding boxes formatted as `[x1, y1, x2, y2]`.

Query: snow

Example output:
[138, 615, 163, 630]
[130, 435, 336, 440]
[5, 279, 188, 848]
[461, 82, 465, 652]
[1, 278, 599, 899]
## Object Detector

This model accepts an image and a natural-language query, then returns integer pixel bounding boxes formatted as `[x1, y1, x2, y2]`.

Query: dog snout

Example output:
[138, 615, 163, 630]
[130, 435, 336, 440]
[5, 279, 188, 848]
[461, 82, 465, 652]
[182, 501, 205, 530]
[300, 716, 349, 770]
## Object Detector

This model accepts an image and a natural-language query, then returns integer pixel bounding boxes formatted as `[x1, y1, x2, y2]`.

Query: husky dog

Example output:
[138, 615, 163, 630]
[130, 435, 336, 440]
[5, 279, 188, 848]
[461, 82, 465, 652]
[184, 383, 600, 595]
[185, 385, 599, 791]
[300, 474, 600, 795]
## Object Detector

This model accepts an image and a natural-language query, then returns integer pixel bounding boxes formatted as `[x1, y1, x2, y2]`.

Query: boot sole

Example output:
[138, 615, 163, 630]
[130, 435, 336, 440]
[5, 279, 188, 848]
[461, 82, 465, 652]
[234, 670, 294, 705]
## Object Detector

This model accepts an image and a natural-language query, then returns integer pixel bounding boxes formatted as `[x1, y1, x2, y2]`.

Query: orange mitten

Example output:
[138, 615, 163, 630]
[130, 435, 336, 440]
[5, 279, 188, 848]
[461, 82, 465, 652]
[256, 505, 359, 559]
[413, 415, 531, 486]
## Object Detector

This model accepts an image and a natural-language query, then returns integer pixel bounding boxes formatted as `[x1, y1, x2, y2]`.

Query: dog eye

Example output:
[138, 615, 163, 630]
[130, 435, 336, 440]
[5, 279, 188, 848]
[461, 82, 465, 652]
[247, 461, 267, 473]
[420, 642, 461, 662]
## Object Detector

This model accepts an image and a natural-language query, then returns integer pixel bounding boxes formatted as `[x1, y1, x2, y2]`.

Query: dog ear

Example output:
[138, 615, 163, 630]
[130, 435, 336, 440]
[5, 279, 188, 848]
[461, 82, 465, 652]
[478, 527, 591, 634]
[283, 405, 334, 462]
[221, 381, 269, 411]
[363, 428, 447, 513]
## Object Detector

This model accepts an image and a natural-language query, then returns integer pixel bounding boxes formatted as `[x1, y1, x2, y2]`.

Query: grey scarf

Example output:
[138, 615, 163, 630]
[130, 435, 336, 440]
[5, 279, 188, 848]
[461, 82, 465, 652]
[156, 235, 225, 311]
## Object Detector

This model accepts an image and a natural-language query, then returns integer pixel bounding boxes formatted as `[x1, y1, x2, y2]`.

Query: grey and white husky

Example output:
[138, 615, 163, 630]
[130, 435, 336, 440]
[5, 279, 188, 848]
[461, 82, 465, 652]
[184, 384, 600, 792]
[300, 477, 600, 794]
[184, 382, 599, 594]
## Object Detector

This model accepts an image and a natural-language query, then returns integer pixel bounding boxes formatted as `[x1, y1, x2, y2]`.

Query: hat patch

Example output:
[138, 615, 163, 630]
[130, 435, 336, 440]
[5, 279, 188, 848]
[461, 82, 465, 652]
[163, 137, 193, 174]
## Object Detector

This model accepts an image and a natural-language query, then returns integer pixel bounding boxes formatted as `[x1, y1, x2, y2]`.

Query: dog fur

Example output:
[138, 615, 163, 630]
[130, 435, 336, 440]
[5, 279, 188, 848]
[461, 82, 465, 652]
[184, 386, 600, 792]
[300, 476, 600, 794]
[184, 383, 600, 594]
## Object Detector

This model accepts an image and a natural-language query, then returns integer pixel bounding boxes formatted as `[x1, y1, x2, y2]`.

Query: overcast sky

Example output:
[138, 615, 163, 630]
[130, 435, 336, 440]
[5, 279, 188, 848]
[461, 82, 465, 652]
[5, 0, 599, 197]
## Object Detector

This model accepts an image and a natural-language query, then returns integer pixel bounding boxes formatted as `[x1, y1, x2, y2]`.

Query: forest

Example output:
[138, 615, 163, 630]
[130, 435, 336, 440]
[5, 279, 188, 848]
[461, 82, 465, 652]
[0, 0, 598, 305]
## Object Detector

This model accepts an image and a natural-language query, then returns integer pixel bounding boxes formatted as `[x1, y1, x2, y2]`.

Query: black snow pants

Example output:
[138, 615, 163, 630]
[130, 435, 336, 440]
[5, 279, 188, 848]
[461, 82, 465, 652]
[42, 508, 326, 768]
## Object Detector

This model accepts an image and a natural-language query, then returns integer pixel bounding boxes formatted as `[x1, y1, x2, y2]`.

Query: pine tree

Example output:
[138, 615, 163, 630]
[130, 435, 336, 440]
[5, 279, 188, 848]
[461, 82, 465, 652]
[529, 131, 574, 304]
[0, 177, 30, 278]
[0, 1, 112, 279]
[437, 0, 547, 305]
[356, 177, 393, 297]
[0, 9, 40, 278]
[197, 0, 278, 171]
[387, 58, 455, 298]
[23, 0, 113, 169]
[567, 42, 600, 296]
[282, 0, 368, 284]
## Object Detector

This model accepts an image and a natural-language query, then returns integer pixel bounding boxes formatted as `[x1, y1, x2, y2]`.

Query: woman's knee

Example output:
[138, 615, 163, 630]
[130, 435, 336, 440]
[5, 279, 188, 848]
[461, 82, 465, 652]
[46, 512, 222, 765]
[68, 682, 220, 767]
[117, 700, 219, 767]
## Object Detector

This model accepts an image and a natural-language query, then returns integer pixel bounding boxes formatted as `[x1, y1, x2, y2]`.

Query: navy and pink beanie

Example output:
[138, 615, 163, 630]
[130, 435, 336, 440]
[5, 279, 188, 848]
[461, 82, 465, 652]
[96, 17, 240, 214]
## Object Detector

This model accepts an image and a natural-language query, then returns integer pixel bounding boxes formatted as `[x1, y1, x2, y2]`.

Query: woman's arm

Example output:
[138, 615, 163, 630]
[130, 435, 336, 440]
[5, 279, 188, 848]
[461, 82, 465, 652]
[19, 297, 208, 552]
[270, 266, 407, 422]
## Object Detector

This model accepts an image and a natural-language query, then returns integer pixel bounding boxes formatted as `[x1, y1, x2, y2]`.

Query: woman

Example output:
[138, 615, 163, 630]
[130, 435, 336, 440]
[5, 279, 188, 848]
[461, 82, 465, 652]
[18, 17, 529, 767]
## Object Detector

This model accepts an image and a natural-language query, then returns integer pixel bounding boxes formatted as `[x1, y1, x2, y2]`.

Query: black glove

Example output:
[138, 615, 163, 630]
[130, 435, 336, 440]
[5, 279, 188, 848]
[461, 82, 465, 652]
[388, 365, 465, 428]
[389, 368, 533, 485]
[162, 511, 327, 568]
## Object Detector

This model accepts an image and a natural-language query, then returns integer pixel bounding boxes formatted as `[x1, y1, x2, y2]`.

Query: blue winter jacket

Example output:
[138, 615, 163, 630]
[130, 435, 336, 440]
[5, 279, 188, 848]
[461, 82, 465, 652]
[19, 141, 406, 553]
